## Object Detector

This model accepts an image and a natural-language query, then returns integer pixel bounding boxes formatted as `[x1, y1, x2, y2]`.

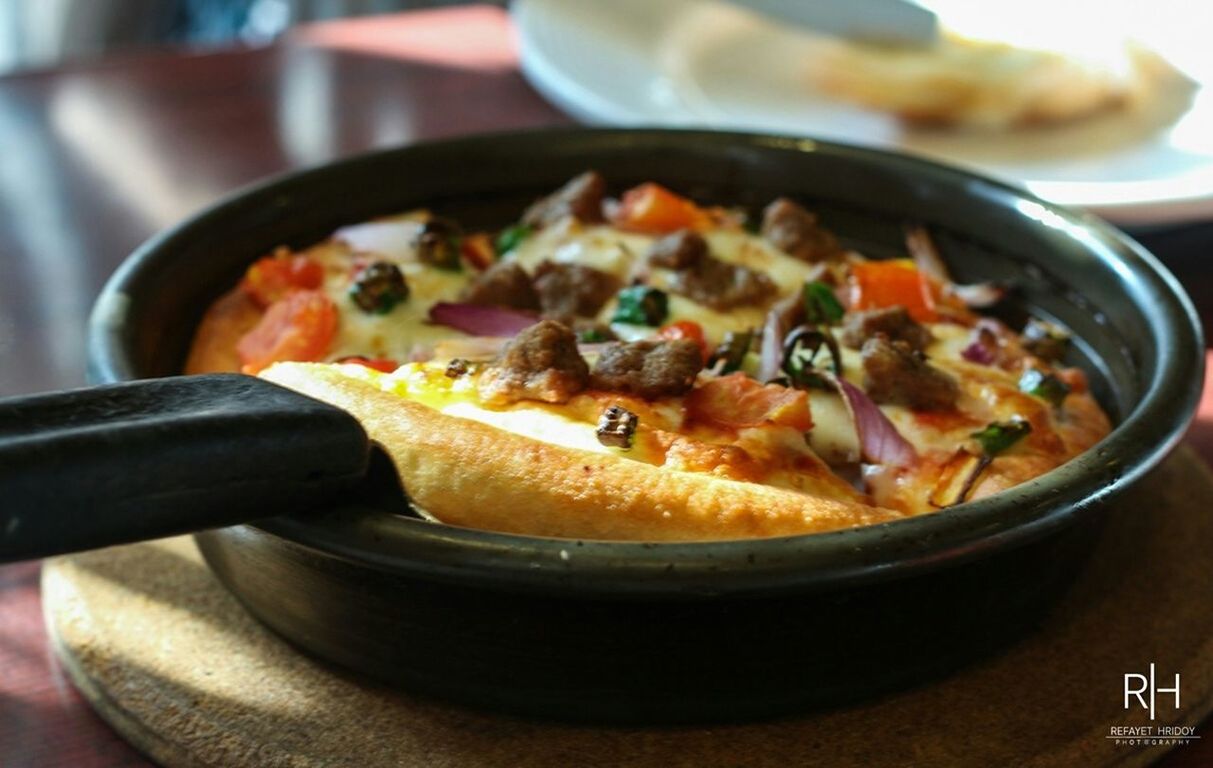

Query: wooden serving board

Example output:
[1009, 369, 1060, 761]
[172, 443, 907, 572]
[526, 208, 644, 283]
[43, 448, 1213, 768]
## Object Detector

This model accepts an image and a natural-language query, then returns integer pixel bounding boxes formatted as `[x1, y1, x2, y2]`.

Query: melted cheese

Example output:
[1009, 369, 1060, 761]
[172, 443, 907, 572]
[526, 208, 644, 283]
[338, 363, 628, 460]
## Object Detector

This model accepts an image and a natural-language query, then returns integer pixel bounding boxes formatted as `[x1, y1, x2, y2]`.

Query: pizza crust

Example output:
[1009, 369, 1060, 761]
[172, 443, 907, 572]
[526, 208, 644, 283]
[261, 362, 907, 541]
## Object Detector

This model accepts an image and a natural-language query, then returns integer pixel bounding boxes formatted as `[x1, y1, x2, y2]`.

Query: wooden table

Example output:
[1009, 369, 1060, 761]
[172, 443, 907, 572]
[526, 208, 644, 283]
[0, 6, 1210, 766]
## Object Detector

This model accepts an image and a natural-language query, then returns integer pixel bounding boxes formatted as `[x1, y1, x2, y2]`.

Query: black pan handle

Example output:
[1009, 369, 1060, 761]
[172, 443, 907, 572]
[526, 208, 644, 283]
[0, 374, 370, 563]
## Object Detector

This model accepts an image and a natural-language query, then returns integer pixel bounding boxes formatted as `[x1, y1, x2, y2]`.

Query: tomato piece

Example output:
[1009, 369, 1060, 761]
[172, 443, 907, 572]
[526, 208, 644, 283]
[336, 356, 399, 373]
[1055, 366, 1089, 394]
[612, 182, 713, 233]
[848, 259, 937, 323]
[460, 232, 496, 271]
[241, 251, 325, 307]
[658, 320, 709, 363]
[686, 373, 812, 431]
[237, 290, 338, 374]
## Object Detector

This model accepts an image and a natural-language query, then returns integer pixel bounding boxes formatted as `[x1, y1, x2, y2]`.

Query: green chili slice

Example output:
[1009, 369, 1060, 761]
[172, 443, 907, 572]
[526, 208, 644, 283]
[611, 286, 669, 326]
[803, 280, 845, 325]
[971, 419, 1032, 456]
[1019, 368, 1071, 407]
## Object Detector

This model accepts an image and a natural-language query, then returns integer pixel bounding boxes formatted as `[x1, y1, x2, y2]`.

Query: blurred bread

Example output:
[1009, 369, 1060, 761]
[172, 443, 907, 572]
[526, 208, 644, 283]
[807, 31, 1176, 129]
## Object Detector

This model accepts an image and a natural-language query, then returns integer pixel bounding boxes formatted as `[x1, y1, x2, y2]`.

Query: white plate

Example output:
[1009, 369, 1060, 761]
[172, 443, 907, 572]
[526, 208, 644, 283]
[515, 0, 1213, 225]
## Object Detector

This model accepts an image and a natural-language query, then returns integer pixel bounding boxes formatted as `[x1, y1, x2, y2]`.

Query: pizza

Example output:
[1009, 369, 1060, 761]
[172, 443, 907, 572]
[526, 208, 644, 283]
[187, 172, 1112, 541]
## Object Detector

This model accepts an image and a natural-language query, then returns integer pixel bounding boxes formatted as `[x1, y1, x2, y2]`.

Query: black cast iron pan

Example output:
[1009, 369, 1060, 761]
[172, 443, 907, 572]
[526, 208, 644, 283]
[5, 129, 1204, 724]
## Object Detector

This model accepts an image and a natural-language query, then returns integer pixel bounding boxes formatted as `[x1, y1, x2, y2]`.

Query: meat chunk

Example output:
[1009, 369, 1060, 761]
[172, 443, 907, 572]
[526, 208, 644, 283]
[647, 230, 707, 270]
[521, 171, 607, 228]
[459, 261, 539, 310]
[667, 256, 776, 311]
[590, 340, 703, 399]
[760, 198, 840, 262]
[841, 307, 933, 351]
[533, 261, 621, 319]
[860, 336, 959, 411]
[477, 320, 590, 404]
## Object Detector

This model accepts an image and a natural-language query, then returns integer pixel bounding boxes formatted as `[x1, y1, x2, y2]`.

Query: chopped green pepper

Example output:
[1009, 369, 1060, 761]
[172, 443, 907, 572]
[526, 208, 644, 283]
[611, 286, 669, 326]
[577, 325, 612, 343]
[971, 419, 1032, 456]
[803, 281, 845, 325]
[1019, 368, 1071, 406]
[708, 330, 753, 374]
[781, 324, 841, 389]
[495, 223, 533, 256]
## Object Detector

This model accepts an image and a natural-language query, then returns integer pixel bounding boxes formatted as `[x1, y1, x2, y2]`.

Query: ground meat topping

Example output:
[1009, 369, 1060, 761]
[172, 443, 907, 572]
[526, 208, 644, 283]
[477, 320, 590, 404]
[860, 336, 959, 411]
[590, 339, 703, 399]
[459, 261, 540, 310]
[647, 230, 707, 270]
[840, 306, 934, 351]
[521, 171, 607, 228]
[533, 261, 622, 319]
[667, 256, 777, 311]
[760, 198, 840, 262]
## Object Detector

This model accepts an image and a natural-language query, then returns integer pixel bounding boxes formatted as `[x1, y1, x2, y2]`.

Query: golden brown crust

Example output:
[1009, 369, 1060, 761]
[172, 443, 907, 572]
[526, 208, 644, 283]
[261, 362, 908, 541]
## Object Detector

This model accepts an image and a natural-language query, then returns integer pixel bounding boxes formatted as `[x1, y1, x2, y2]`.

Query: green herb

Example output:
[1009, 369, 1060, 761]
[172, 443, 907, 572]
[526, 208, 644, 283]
[495, 223, 533, 256]
[781, 325, 841, 389]
[970, 419, 1032, 456]
[611, 286, 669, 326]
[577, 326, 612, 343]
[708, 330, 753, 374]
[348, 261, 409, 314]
[1019, 368, 1071, 407]
[803, 281, 845, 325]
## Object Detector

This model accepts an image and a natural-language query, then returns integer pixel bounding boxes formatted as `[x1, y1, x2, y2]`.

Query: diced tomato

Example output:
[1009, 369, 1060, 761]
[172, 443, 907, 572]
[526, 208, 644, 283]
[612, 182, 713, 234]
[240, 250, 325, 307]
[460, 233, 496, 271]
[237, 289, 338, 374]
[336, 356, 399, 373]
[1055, 366, 1089, 394]
[686, 373, 812, 431]
[848, 259, 938, 323]
[658, 320, 709, 363]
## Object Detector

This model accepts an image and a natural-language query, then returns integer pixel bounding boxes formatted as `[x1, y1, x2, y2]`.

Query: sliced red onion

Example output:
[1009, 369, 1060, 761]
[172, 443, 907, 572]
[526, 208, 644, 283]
[905, 225, 950, 283]
[757, 291, 805, 383]
[961, 341, 996, 365]
[961, 337, 997, 365]
[427, 302, 538, 337]
[757, 307, 784, 383]
[828, 375, 917, 467]
[950, 282, 1007, 309]
[906, 225, 1007, 309]
[335, 220, 423, 261]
